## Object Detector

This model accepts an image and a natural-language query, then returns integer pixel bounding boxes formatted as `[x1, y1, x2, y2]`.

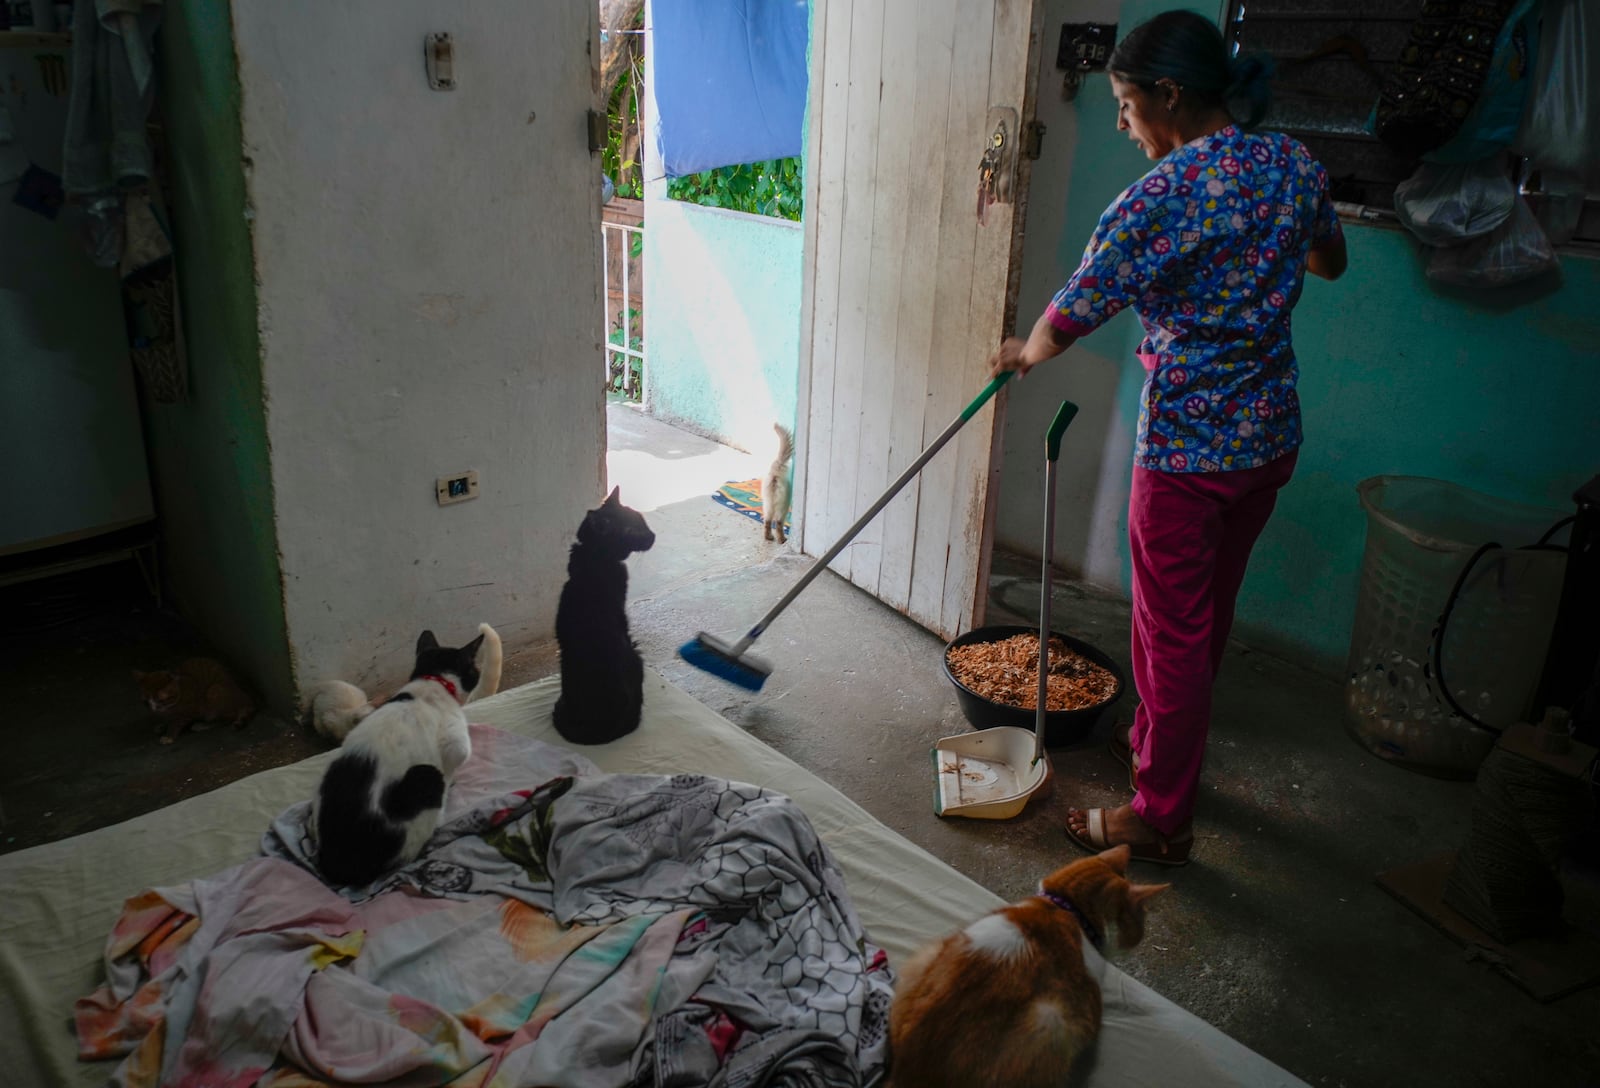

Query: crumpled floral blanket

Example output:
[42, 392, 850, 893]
[74, 725, 894, 1087]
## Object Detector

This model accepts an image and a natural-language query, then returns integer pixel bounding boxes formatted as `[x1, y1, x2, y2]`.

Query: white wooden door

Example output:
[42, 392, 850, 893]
[796, 0, 1041, 639]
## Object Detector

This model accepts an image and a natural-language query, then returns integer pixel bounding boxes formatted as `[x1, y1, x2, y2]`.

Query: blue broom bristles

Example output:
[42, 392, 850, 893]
[677, 633, 771, 692]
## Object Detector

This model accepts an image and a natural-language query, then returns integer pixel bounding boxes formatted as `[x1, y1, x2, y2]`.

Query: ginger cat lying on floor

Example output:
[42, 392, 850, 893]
[134, 658, 255, 744]
[888, 845, 1168, 1087]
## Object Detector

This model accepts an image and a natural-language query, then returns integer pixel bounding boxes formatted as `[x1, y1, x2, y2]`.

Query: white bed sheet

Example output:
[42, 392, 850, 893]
[0, 673, 1307, 1087]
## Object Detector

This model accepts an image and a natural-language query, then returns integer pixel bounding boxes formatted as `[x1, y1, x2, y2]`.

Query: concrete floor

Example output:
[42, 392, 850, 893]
[607, 404, 1600, 1088]
[0, 566, 322, 853]
[5, 401, 1597, 1087]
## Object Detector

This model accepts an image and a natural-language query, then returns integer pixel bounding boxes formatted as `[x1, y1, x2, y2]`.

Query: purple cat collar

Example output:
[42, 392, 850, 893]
[418, 674, 463, 703]
[1038, 891, 1102, 949]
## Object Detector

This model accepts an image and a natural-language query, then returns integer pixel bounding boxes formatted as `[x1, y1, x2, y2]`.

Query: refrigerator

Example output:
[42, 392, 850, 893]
[0, 33, 155, 558]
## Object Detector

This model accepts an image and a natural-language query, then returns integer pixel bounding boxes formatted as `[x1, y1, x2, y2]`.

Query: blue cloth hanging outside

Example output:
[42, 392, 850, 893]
[652, 0, 809, 177]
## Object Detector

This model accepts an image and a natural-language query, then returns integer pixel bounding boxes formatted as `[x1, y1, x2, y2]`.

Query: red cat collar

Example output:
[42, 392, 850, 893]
[1038, 891, 1102, 949]
[417, 674, 463, 703]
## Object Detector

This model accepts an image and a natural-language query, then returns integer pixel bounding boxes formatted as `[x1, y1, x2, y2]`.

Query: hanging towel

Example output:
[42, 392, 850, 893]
[62, 0, 163, 196]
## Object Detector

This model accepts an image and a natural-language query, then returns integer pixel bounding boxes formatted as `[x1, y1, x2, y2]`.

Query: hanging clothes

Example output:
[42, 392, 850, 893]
[652, 0, 809, 177]
[1373, 0, 1519, 157]
[62, 0, 163, 196]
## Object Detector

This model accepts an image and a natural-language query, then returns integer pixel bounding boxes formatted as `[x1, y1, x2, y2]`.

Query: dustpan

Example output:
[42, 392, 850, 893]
[935, 399, 1078, 819]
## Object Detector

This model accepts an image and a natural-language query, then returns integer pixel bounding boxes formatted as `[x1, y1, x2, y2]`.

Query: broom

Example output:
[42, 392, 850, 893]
[679, 371, 1015, 691]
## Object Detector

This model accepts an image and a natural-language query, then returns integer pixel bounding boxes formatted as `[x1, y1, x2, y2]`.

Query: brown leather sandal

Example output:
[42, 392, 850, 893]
[1064, 807, 1193, 867]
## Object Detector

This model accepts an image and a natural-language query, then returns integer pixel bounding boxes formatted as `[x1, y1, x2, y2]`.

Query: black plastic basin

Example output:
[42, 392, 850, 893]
[942, 624, 1125, 749]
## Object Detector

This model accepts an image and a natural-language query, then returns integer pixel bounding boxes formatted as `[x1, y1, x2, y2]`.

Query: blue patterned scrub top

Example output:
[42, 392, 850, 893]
[1047, 125, 1342, 473]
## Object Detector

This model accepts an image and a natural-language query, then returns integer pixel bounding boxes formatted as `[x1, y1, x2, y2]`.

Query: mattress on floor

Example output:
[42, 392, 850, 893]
[0, 673, 1306, 1087]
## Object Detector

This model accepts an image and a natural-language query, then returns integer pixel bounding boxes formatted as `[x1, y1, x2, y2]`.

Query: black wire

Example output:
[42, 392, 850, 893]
[1432, 542, 1502, 733]
[1429, 514, 1574, 733]
[1535, 515, 1575, 547]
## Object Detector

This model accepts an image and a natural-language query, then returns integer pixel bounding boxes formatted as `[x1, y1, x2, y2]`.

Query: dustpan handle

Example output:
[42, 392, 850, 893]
[1047, 400, 1079, 462]
[1035, 400, 1079, 765]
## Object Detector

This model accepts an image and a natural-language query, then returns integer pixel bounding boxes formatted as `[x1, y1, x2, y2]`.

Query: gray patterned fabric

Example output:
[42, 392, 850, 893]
[551, 773, 894, 1087]
[261, 725, 893, 1086]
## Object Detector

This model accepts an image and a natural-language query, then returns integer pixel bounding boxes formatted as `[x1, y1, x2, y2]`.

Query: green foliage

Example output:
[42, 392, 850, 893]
[602, 62, 643, 199]
[667, 157, 803, 221]
[607, 306, 643, 401]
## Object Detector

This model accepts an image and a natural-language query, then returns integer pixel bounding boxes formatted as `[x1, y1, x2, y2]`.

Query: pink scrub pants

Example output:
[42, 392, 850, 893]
[1127, 451, 1298, 836]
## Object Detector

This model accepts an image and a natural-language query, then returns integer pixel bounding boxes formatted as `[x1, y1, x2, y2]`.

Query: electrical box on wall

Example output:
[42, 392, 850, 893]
[1057, 22, 1117, 100]
[436, 470, 480, 506]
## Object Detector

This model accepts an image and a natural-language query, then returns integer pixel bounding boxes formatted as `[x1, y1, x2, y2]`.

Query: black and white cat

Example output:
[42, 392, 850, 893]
[553, 486, 655, 746]
[310, 624, 501, 887]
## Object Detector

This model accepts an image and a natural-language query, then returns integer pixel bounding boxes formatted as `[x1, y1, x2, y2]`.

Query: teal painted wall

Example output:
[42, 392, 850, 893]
[145, 0, 293, 709]
[641, 193, 803, 451]
[998, 0, 1596, 675]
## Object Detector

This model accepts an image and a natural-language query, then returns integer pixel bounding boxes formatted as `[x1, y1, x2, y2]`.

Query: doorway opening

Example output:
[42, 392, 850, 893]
[598, 0, 808, 588]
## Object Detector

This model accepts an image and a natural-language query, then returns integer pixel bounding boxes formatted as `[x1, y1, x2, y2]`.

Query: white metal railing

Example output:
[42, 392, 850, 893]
[601, 220, 645, 398]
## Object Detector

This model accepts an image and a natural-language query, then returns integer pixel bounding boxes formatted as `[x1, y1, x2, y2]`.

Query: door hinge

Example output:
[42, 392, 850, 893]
[1022, 120, 1047, 160]
[587, 109, 607, 153]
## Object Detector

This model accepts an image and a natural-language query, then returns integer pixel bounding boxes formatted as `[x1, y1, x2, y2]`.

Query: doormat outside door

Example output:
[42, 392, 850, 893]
[712, 479, 790, 532]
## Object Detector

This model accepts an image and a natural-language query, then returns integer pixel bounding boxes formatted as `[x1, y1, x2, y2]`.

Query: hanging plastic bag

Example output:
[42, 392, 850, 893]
[1528, 170, 1586, 245]
[1512, 0, 1600, 188]
[1426, 196, 1558, 287]
[1394, 159, 1516, 246]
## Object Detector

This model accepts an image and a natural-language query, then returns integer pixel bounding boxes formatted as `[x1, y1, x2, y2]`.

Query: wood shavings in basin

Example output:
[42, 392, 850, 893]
[944, 633, 1118, 712]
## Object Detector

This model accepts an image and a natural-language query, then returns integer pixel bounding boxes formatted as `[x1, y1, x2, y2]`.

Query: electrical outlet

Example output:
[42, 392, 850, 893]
[436, 470, 480, 506]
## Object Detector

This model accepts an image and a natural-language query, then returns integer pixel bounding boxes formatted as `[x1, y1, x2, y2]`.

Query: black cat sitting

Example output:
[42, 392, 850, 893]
[553, 486, 656, 745]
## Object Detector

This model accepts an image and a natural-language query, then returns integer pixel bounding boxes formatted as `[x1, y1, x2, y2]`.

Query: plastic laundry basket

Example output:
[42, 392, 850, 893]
[1344, 476, 1567, 777]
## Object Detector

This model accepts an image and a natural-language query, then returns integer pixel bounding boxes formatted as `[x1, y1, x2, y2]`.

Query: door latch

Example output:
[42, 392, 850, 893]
[587, 110, 608, 153]
[1022, 120, 1046, 160]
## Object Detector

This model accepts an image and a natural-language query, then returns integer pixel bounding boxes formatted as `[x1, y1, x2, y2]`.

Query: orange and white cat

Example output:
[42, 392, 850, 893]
[134, 658, 256, 745]
[888, 845, 1168, 1087]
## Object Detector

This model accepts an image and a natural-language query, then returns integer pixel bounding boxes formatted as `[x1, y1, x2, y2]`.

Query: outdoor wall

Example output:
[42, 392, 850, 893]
[145, 0, 293, 709]
[231, 0, 605, 693]
[641, 184, 803, 453]
[998, 0, 1599, 675]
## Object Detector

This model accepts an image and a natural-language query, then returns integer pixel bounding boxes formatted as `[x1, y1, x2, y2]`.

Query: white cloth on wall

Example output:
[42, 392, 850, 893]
[61, 0, 163, 196]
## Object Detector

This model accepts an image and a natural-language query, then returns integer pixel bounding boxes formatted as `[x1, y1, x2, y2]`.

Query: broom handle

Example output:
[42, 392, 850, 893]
[731, 371, 1015, 653]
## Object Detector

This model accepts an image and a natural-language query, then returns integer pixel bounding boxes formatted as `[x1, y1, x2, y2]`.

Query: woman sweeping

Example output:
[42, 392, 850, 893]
[988, 11, 1347, 864]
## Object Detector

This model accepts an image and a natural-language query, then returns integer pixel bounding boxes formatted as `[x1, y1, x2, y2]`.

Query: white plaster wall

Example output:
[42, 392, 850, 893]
[233, 0, 605, 691]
